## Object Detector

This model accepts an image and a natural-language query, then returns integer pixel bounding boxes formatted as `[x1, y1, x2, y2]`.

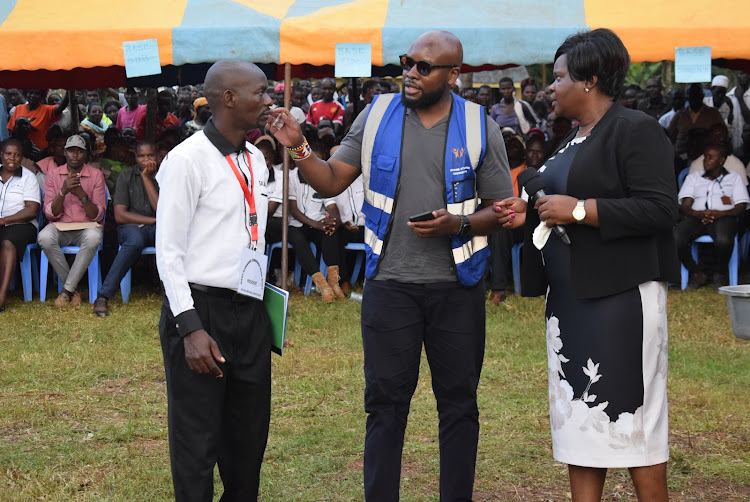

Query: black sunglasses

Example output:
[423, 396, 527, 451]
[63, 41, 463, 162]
[399, 54, 458, 77]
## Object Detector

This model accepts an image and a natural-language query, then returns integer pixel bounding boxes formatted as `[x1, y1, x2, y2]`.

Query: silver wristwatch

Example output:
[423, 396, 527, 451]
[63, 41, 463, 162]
[572, 200, 586, 223]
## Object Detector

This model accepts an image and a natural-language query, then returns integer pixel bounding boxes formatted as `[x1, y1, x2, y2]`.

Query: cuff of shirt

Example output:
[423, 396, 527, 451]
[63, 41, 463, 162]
[174, 308, 203, 337]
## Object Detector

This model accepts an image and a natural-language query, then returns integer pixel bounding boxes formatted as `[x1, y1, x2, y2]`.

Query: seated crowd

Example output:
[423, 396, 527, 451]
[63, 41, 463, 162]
[0, 71, 748, 313]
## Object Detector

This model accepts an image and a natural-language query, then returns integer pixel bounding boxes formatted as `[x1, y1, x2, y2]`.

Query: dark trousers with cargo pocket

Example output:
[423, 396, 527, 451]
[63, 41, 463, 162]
[361, 279, 486, 502]
[159, 288, 271, 502]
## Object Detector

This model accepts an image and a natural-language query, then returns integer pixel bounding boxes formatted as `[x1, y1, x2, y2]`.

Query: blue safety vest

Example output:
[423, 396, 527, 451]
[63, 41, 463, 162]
[360, 93, 489, 286]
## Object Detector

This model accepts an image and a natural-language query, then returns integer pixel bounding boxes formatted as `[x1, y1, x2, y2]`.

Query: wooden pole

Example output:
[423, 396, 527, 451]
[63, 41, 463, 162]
[281, 62, 292, 291]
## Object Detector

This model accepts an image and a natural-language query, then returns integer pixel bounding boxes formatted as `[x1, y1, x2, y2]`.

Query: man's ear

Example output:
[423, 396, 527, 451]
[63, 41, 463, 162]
[448, 67, 461, 86]
[223, 89, 235, 109]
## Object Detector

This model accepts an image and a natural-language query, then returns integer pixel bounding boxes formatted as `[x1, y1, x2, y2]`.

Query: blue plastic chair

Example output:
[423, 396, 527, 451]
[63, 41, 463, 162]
[119, 246, 156, 303]
[511, 242, 523, 294]
[344, 242, 366, 284]
[680, 234, 739, 289]
[39, 188, 108, 303]
[741, 232, 750, 262]
[265, 241, 317, 294]
[319, 241, 366, 284]
[677, 167, 690, 189]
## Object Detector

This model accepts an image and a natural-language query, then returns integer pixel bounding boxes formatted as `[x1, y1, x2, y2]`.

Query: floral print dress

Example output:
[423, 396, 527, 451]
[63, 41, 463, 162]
[538, 137, 669, 468]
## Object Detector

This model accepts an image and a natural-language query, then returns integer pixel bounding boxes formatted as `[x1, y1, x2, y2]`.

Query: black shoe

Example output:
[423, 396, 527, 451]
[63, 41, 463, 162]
[687, 271, 709, 290]
[93, 297, 109, 317]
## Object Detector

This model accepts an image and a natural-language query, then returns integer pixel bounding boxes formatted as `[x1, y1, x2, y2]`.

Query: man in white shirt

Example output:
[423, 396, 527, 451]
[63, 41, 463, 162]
[688, 123, 748, 185]
[675, 144, 750, 288]
[155, 59, 274, 501]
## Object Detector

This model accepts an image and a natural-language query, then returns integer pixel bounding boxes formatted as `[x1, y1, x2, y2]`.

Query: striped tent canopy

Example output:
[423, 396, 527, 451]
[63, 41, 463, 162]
[1, 0, 748, 87]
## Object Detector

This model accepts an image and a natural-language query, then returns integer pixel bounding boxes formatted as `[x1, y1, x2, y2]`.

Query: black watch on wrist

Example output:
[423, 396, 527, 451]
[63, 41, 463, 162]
[457, 214, 472, 236]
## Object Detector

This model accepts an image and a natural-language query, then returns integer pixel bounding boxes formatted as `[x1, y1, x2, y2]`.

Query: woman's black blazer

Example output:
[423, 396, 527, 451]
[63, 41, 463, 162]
[522, 102, 680, 299]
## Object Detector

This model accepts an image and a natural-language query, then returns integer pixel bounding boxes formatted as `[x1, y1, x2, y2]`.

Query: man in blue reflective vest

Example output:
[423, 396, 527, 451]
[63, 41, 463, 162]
[269, 30, 512, 501]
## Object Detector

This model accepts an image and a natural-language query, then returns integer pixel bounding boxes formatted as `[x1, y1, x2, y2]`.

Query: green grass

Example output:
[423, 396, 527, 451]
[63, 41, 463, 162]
[0, 286, 748, 501]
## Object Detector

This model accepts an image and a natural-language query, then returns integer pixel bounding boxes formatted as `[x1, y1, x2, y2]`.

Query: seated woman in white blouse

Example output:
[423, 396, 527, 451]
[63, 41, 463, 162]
[0, 138, 41, 311]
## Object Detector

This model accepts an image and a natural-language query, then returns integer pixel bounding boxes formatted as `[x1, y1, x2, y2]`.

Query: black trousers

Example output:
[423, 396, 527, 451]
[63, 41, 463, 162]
[159, 288, 271, 502]
[360, 280, 486, 502]
[674, 215, 737, 274]
[286, 225, 339, 276]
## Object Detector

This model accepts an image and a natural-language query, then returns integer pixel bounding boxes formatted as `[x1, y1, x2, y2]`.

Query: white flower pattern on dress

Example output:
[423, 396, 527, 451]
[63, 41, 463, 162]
[545, 314, 646, 449]
[546, 316, 570, 378]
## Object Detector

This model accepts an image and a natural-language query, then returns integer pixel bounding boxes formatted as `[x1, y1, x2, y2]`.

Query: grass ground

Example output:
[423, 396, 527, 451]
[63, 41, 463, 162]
[0, 284, 748, 501]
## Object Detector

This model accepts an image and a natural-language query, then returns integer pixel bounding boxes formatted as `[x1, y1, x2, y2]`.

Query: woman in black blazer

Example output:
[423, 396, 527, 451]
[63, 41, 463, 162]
[496, 29, 678, 502]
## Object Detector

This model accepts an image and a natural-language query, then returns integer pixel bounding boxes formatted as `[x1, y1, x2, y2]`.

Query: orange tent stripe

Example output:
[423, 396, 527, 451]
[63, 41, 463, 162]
[0, 0, 187, 71]
[585, 0, 750, 61]
[280, 0, 388, 66]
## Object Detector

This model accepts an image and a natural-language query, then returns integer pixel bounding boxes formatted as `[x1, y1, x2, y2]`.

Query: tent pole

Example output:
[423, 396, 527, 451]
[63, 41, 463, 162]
[281, 62, 292, 291]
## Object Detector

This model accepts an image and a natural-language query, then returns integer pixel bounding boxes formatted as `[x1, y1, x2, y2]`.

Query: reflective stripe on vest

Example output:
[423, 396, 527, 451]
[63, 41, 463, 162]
[360, 93, 489, 285]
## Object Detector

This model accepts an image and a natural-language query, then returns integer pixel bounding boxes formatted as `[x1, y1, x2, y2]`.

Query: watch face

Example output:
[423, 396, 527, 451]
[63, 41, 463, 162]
[573, 205, 585, 221]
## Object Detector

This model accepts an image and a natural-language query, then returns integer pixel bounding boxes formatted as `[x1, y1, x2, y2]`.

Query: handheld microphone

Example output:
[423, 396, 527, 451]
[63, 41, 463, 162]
[517, 169, 571, 245]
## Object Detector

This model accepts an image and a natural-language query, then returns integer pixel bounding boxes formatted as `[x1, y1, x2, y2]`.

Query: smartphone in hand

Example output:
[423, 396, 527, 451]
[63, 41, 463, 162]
[408, 210, 436, 223]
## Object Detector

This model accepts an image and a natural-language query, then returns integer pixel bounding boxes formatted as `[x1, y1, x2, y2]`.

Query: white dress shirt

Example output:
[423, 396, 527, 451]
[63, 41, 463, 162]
[0, 167, 41, 227]
[326, 175, 365, 226]
[156, 122, 268, 333]
[678, 169, 750, 211]
[288, 168, 325, 227]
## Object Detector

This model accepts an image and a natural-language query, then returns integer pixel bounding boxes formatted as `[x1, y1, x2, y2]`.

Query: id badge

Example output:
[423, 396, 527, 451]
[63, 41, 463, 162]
[721, 195, 732, 205]
[237, 248, 267, 300]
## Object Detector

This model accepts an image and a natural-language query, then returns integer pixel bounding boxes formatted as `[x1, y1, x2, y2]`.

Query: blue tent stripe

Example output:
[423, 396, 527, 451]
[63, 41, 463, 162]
[382, 0, 588, 66]
[173, 0, 282, 65]
[381, 26, 590, 66]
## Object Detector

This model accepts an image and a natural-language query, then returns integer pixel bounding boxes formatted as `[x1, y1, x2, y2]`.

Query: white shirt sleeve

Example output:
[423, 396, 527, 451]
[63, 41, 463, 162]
[155, 151, 203, 318]
[677, 172, 699, 203]
[730, 173, 750, 207]
[23, 168, 41, 203]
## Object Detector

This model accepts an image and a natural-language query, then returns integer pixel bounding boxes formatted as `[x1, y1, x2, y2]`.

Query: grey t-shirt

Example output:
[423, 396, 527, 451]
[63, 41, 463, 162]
[113, 166, 158, 219]
[332, 103, 512, 283]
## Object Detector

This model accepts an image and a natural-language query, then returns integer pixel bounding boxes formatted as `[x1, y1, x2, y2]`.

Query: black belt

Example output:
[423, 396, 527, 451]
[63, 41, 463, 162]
[189, 283, 255, 303]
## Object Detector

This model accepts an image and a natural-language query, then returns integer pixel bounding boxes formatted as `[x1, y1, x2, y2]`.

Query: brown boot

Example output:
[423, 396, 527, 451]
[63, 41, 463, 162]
[326, 266, 346, 300]
[312, 272, 335, 303]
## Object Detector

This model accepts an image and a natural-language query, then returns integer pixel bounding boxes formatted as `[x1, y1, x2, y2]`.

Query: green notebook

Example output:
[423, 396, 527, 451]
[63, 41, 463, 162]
[264, 283, 289, 355]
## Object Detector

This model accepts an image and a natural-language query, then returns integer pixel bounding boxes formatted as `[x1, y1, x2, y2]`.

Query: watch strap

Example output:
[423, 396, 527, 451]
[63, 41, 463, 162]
[457, 214, 472, 236]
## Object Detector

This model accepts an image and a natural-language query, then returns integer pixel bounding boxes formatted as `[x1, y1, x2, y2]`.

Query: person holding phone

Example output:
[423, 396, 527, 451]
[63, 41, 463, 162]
[268, 30, 512, 501]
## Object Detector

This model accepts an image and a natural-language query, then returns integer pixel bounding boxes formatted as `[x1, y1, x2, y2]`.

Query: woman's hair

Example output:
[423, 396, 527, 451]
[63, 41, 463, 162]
[520, 77, 537, 91]
[87, 101, 102, 114]
[1, 137, 23, 154]
[554, 28, 630, 100]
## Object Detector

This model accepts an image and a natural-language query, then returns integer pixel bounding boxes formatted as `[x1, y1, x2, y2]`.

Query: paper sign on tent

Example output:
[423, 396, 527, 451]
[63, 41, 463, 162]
[675, 46, 711, 83]
[123, 39, 162, 78]
[335, 43, 372, 78]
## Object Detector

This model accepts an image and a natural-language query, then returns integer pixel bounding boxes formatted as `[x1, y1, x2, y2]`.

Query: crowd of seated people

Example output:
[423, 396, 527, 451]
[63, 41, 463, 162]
[2, 70, 749, 314]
